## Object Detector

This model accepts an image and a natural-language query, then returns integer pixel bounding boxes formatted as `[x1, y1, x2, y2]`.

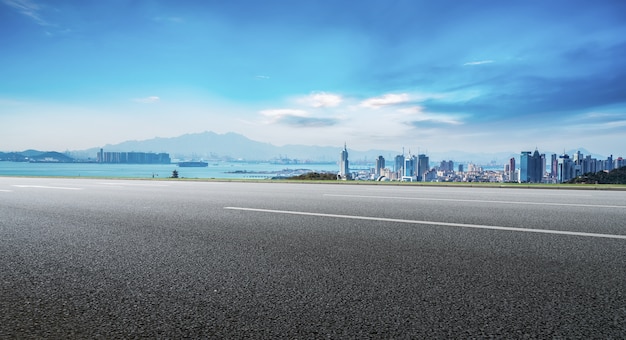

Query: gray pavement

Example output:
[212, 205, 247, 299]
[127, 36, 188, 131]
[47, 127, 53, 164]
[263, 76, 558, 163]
[1, 177, 625, 338]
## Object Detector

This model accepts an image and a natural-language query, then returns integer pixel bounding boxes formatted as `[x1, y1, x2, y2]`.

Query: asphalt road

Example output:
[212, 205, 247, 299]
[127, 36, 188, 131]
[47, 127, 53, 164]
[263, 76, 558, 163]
[1, 177, 625, 338]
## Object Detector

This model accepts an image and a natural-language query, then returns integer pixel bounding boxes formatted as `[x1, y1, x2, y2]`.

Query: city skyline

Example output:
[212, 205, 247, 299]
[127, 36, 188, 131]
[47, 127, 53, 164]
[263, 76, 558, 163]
[1, 1, 625, 154]
[1, 128, 623, 166]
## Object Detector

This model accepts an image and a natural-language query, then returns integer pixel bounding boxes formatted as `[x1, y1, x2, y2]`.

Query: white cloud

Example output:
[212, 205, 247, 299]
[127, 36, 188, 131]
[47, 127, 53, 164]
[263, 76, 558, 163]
[258, 108, 340, 127]
[463, 60, 494, 66]
[255, 75, 270, 80]
[134, 96, 160, 104]
[297, 92, 342, 108]
[3, 0, 50, 26]
[360, 93, 409, 109]
[259, 109, 307, 124]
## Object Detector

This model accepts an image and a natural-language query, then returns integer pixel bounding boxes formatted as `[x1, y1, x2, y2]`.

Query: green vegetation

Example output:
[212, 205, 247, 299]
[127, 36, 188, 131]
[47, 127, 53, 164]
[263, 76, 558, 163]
[287, 172, 337, 180]
[0, 150, 74, 162]
[568, 166, 626, 184]
[171, 170, 179, 178]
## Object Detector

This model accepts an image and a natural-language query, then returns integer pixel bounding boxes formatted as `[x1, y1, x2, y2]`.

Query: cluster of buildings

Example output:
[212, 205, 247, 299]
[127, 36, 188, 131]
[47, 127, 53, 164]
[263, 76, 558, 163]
[339, 145, 434, 181]
[97, 149, 171, 164]
[513, 149, 624, 183]
[339, 145, 624, 183]
[339, 145, 463, 182]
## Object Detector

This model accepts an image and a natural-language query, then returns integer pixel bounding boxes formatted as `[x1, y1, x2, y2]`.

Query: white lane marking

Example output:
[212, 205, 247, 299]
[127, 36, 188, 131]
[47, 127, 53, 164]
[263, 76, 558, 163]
[0, 189, 13, 192]
[323, 194, 626, 209]
[98, 182, 169, 187]
[12, 185, 83, 191]
[224, 207, 626, 240]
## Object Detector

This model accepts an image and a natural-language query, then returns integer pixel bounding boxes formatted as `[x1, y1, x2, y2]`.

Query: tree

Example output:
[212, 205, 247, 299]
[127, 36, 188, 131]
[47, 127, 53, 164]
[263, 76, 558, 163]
[171, 170, 179, 178]
[288, 172, 337, 180]
[568, 166, 626, 184]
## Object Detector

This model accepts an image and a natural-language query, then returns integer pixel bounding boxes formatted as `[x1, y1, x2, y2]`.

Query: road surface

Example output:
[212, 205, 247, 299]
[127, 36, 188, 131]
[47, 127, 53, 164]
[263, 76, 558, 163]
[1, 177, 625, 338]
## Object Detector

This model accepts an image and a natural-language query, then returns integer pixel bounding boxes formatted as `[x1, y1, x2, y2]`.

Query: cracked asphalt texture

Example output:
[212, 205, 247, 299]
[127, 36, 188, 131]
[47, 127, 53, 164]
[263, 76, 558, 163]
[1, 177, 625, 338]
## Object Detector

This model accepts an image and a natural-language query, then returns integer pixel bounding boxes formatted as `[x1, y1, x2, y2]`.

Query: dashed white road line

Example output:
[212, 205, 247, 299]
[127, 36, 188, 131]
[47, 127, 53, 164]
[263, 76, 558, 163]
[224, 207, 626, 240]
[323, 194, 626, 209]
[12, 185, 83, 190]
[98, 182, 169, 187]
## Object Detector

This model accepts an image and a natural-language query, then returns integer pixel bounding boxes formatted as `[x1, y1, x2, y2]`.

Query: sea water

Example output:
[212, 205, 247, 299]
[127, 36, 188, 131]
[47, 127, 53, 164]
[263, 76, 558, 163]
[0, 162, 340, 179]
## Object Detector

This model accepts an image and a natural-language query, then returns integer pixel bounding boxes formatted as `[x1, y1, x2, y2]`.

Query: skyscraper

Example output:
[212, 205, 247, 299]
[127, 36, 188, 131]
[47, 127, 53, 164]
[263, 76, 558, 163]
[394, 154, 405, 179]
[375, 155, 385, 176]
[519, 150, 542, 183]
[558, 154, 573, 183]
[535, 150, 544, 182]
[404, 154, 416, 178]
[339, 143, 350, 180]
[520, 152, 532, 183]
[417, 154, 429, 181]
[508, 157, 516, 181]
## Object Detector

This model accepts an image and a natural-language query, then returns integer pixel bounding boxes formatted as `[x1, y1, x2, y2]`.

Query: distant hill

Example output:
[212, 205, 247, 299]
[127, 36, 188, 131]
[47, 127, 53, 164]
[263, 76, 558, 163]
[0, 150, 74, 162]
[76, 131, 395, 163]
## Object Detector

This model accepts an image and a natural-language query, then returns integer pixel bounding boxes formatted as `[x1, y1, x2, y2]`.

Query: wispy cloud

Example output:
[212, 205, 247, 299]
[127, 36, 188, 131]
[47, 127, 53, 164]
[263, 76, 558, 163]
[2, 0, 49, 26]
[255, 75, 270, 80]
[279, 116, 339, 127]
[463, 60, 494, 66]
[360, 93, 409, 109]
[134, 96, 160, 104]
[297, 92, 342, 108]
[260, 109, 308, 119]
[259, 108, 338, 127]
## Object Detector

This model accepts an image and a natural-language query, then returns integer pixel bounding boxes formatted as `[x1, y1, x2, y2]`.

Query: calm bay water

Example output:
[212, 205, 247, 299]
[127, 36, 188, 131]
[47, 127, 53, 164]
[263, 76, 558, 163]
[0, 162, 339, 179]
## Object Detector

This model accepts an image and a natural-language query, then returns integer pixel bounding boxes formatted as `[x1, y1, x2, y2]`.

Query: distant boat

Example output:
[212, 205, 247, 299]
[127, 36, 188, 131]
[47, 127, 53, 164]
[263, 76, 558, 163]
[178, 161, 209, 167]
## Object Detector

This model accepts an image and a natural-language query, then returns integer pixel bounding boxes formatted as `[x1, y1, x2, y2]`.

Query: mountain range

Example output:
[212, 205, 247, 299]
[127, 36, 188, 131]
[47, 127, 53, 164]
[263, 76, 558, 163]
[75, 131, 392, 163]
[71, 131, 606, 165]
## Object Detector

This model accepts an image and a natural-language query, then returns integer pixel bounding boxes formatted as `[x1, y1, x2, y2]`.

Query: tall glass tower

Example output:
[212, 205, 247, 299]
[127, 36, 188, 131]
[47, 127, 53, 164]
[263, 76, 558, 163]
[375, 156, 385, 176]
[339, 143, 350, 180]
[418, 154, 429, 181]
[520, 150, 543, 183]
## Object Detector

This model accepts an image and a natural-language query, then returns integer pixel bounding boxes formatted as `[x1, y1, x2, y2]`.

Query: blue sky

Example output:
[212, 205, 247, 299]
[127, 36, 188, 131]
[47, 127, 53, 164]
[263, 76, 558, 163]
[1, 0, 625, 156]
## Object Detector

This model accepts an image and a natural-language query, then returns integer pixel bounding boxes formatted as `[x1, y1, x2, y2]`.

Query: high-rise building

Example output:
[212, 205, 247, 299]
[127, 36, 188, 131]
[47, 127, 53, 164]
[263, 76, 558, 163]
[535, 151, 546, 179]
[507, 157, 516, 181]
[394, 154, 405, 179]
[551, 154, 558, 179]
[520, 151, 532, 183]
[97, 149, 171, 164]
[573, 151, 583, 165]
[375, 155, 385, 176]
[439, 160, 454, 172]
[417, 154, 429, 181]
[558, 154, 574, 183]
[519, 149, 542, 183]
[339, 143, 350, 180]
[404, 153, 416, 178]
